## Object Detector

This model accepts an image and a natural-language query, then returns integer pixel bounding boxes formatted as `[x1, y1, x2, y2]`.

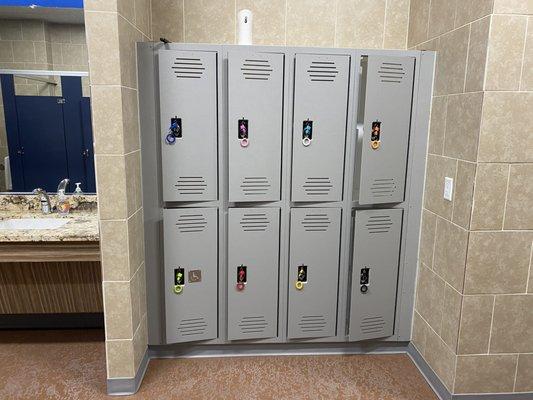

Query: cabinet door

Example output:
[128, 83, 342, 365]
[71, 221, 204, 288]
[228, 52, 284, 202]
[227, 208, 280, 340]
[287, 208, 341, 339]
[159, 50, 218, 202]
[291, 54, 350, 202]
[163, 208, 218, 343]
[357, 56, 415, 205]
[349, 209, 402, 341]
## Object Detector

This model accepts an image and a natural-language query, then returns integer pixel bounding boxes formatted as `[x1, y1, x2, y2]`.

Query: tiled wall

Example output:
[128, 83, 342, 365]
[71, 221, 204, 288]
[410, 0, 533, 395]
[0, 20, 89, 191]
[152, 0, 410, 49]
[84, 0, 150, 380]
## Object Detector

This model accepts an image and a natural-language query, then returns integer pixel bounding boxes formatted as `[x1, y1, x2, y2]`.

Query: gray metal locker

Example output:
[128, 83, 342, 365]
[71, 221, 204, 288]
[357, 55, 415, 205]
[349, 209, 403, 341]
[158, 50, 218, 202]
[228, 52, 284, 202]
[227, 208, 280, 340]
[163, 208, 218, 343]
[291, 54, 350, 202]
[287, 208, 341, 339]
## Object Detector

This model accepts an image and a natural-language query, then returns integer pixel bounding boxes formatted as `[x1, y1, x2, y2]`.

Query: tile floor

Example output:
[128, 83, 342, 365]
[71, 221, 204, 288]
[0, 329, 438, 399]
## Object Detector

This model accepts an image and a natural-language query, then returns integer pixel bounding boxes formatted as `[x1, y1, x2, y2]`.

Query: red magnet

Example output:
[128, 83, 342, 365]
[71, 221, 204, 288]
[236, 282, 245, 291]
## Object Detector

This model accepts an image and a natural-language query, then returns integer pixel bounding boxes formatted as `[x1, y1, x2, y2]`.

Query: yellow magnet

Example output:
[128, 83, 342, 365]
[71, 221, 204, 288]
[371, 140, 380, 150]
[173, 285, 183, 294]
[295, 281, 304, 290]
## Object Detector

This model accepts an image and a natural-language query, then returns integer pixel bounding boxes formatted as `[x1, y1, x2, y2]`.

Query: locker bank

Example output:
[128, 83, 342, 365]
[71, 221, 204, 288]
[138, 43, 434, 349]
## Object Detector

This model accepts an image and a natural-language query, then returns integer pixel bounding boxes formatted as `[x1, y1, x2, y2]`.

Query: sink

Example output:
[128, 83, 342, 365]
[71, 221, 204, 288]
[0, 218, 69, 230]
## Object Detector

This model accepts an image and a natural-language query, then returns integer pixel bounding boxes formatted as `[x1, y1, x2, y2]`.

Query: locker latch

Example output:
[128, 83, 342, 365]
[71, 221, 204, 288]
[302, 119, 313, 147]
[360, 267, 370, 293]
[165, 117, 182, 145]
[295, 265, 307, 290]
[238, 118, 249, 147]
[236, 265, 247, 291]
[174, 267, 185, 294]
[370, 121, 381, 150]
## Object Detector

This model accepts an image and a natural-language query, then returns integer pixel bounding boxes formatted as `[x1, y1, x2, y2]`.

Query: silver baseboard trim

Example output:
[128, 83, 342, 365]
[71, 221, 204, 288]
[106, 349, 150, 396]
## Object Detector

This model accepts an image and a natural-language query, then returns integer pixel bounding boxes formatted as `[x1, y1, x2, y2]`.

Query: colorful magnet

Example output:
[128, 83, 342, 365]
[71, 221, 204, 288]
[240, 138, 249, 147]
[174, 285, 183, 294]
[295, 281, 304, 290]
[165, 133, 176, 145]
[371, 140, 380, 149]
[236, 282, 245, 291]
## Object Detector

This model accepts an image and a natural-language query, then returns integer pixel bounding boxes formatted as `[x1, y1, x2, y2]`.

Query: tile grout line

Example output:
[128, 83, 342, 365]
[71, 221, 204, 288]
[526, 242, 533, 293]
[382, 0, 388, 49]
[404, 0, 411, 49]
[284, 0, 288, 46]
[182, 0, 185, 42]
[450, 159, 459, 223]
[518, 17, 528, 93]
[513, 352, 520, 392]
[486, 295, 496, 354]
[500, 164, 512, 230]
[462, 23, 472, 93]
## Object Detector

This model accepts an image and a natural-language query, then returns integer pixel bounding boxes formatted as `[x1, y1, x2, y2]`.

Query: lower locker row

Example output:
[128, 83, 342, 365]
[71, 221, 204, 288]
[163, 207, 403, 344]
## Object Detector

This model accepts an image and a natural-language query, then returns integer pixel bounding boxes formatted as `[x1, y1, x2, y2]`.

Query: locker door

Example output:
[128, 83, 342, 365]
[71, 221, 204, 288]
[228, 52, 284, 202]
[287, 208, 341, 339]
[349, 209, 403, 341]
[227, 208, 280, 340]
[159, 50, 218, 202]
[357, 56, 415, 205]
[291, 54, 350, 202]
[163, 208, 218, 343]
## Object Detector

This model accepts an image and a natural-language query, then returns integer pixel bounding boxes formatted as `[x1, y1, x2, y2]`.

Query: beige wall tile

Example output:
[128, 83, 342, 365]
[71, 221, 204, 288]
[424, 327, 456, 391]
[0, 42, 13, 62]
[443, 92, 482, 161]
[130, 268, 141, 332]
[485, 15, 527, 91]
[419, 210, 437, 268]
[407, 0, 430, 48]
[85, 11, 121, 85]
[465, 16, 490, 92]
[493, 0, 533, 14]
[100, 220, 130, 281]
[454, 0, 492, 27]
[424, 155, 456, 219]
[106, 339, 134, 378]
[70, 25, 86, 45]
[118, 0, 135, 23]
[128, 209, 145, 276]
[452, 161, 476, 229]
[12, 41, 35, 63]
[33, 42, 48, 64]
[521, 17, 533, 91]
[336, 0, 386, 48]
[434, 25, 469, 95]
[478, 92, 533, 163]
[439, 283, 462, 351]
[504, 164, 533, 230]
[416, 263, 445, 332]
[287, 0, 335, 47]
[0, 20, 21, 40]
[237, 0, 286, 46]
[152, 0, 184, 43]
[457, 295, 493, 354]
[139, 263, 147, 318]
[428, 96, 446, 155]
[21, 20, 45, 41]
[121, 86, 141, 153]
[454, 355, 518, 394]
[412, 311, 429, 355]
[491, 295, 533, 353]
[104, 281, 133, 339]
[515, 354, 533, 392]
[434, 218, 468, 292]
[465, 232, 533, 294]
[51, 43, 62, 65]
[90, 86, 124, 155]
[133, 315, 148, 371]
[383, 0, 409, 49]
[470, 163, 509, 230]
[49, 23, 71, 43]
[428, 0, 456, 39]
[118, 16, 142, 89]
[84, 0, 118, 12]
[125, 151, 143, 216]
[184, 0, 235, 44]
[95, 155, 129, 220]
[62, 44, 87, 65]
[134, 0, 152, 38]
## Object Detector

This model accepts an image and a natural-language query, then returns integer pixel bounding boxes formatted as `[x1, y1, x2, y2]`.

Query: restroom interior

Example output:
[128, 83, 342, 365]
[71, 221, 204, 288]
[0, 1, 532, 399]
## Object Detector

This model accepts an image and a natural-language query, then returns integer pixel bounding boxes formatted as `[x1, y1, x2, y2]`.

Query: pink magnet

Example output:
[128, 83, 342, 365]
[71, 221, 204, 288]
[240, 138, 249, 148]
[236, 282, 245, 291]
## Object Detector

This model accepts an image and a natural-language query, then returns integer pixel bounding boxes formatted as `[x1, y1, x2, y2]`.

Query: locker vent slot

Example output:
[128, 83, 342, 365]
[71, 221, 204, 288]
[378, 62, 405, 84]
[302, 177, 332, 196]
[240, 213, 270, 232]
[307, 61, 338, 82]
[177, 317, 208, 336]
[360, 316, 386, 335]
[175, 176, 207, 195]
[239, 316, 268, 334]
[241, 177, 270, 196]
[241, 59, 273, 80]
[370, 178, 397, 198]
[302, 213, 331, 232]
[176, 214, 208, 233]
[171, 57, 205, 79]
[365, 215, 393, 234]
[298, 315, 327, 332]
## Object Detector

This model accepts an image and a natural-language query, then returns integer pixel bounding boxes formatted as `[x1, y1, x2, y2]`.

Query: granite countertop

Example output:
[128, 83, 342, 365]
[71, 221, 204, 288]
[0, 194, 99, 243]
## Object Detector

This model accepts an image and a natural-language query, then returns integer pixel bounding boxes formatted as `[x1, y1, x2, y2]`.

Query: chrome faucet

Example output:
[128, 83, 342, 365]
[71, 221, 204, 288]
[57, 178, 70, 193]
[32, 188, 51, 214]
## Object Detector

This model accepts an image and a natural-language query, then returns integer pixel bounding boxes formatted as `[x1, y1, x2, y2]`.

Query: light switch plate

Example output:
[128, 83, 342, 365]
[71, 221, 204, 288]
[444, 177, 453, 201]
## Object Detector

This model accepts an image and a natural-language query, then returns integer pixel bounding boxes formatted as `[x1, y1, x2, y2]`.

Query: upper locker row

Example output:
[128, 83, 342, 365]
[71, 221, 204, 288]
[159, 50, 415, 204]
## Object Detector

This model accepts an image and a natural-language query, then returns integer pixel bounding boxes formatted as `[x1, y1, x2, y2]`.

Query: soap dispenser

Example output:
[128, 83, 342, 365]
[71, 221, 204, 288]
[56, 178, 71, 216]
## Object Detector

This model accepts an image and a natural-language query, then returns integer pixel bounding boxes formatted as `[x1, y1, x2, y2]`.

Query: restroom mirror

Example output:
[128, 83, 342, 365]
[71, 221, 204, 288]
[0, 5, 95, 194]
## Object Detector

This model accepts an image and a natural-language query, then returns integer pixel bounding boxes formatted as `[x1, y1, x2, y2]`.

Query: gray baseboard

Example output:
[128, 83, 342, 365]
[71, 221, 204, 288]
[107, 349, 150, 396]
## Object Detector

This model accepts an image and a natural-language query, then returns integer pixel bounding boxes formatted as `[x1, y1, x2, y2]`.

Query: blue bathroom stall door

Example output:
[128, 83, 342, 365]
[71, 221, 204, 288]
[81, 97, 96, 193]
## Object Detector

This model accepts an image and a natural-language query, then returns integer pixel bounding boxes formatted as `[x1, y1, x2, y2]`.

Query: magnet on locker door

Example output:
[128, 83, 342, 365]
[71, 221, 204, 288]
[370, 120, 381, 150]
[236, 265, 247, 291]
[238, 118, 249, 147]
[165, 116, 182, 145]
[295, 264, 307, 290]
[302, 120, 313, 147]
[173, 267, 185, 294]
